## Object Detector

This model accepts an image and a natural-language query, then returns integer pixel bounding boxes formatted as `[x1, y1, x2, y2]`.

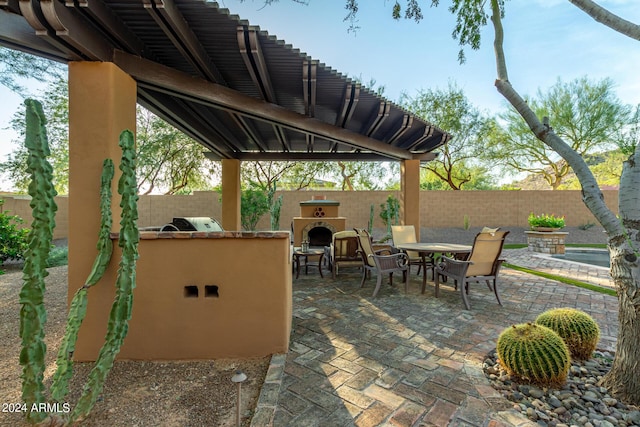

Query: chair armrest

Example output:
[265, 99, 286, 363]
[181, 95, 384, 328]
[436, 256, 473, 278]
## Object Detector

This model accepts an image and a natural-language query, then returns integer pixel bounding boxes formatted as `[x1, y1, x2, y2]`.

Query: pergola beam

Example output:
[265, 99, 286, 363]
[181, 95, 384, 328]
[113, 50, 416, 160]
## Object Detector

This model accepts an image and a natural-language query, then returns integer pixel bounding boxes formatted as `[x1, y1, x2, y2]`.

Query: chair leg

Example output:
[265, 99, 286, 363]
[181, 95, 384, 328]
[491, 279, 502, 305]
[360, 268, 367, 288]
[332, 264, 337, 279]
[388, 273, 393, 288]
[460, 279, 471, 310]
[434, 272, 440, 297]
[403, 270, 408, 293]
[373, 273, 383, 297]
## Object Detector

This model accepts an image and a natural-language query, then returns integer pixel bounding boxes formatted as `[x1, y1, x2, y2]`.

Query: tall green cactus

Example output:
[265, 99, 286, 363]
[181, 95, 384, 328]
[71, 130, 139, 421]
[50, 159, 114, 403]
[18, 100, 140, 425]
[19, 99, 58, 423]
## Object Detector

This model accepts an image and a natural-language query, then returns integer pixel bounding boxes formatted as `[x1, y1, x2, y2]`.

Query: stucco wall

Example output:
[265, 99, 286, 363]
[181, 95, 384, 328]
[73, 232, 292, 360]
[2, 190, 619, 237]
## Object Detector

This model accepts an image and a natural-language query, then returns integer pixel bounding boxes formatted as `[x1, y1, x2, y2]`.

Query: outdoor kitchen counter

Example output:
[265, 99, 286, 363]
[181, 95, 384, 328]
[74, 230, 293, 361]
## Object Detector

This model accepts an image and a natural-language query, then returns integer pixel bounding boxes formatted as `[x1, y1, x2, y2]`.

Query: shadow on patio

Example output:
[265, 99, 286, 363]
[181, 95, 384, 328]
[258, 264, 619, 426]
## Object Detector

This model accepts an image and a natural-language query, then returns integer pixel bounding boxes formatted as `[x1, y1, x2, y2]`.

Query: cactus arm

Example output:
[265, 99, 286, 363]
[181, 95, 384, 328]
[19, 99, 58, 423]
[50, 159, 114, 403]
[71, 130, 139, 422]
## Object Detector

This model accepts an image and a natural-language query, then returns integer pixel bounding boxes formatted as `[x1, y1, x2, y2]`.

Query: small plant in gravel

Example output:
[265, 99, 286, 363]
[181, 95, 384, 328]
[535, 307, 600, 361]
[496, 322, 571, 387]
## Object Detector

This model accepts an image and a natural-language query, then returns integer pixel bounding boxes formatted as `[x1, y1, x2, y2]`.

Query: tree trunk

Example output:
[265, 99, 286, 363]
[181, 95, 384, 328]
[489, 0, 639, 404]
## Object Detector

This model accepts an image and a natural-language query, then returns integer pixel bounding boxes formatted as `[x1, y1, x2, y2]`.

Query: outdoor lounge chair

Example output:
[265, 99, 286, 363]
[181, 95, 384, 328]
[434, 230, 509, 310]
[354, 228, 409, 297]
[329, 230, 362, 279]
[391, 225, 433, 278]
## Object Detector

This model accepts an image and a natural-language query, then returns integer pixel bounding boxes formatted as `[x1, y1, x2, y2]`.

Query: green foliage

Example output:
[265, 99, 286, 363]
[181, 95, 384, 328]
[486, 77, 631, 190]
[0, 47, 63, 93]
[136, 108, 219, 194]
[241, 187, 270, 231]
[0, 199, 30, 267]
[402, 82, 498, 190]
[19, 99, 58, 423]
[497, 323, 570, 386]
[2, 77, 70, 194]
[536, 308, 600, 361]
[268, 182, 283, 231]
[368, 204, 374, 234]
[45, 246, 68, 268]
[72, 130, 139, 421]
[379, 195, 400, 227]
[528, 213, 565, 229]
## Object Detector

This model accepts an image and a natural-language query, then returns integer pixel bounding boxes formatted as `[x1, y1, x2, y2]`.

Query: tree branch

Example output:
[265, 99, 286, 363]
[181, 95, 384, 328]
[569, 0, 640, 41]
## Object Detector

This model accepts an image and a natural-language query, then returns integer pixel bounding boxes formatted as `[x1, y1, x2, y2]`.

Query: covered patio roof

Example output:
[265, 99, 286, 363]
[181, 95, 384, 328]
[0, 0, 450, 162]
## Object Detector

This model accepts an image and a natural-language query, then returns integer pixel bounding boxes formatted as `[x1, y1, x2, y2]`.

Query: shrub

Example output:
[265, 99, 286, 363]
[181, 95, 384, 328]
[241, 188, 269, 231]
[496, 323, 570, 386]
[0, 199, 30, 267]
[535, 308, 600, 360]
[528, 213, 565, 229]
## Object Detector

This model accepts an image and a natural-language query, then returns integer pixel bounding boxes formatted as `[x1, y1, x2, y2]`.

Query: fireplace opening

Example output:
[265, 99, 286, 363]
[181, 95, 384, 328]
[308, 226, 332, 247]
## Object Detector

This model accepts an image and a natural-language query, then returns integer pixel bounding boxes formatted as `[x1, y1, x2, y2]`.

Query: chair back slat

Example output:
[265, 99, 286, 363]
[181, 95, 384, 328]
[391, 225, 420, 259]
[466, 231, 509, 276]
[332, 230, 359, 261]
[354, 228, 376, 267]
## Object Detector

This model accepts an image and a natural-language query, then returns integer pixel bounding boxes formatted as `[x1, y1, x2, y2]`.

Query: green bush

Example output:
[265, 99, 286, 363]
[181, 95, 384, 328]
[0, 199, 30, 267]
[528, 212, 565, 229]
[241, 187, 269, 231]
[536, 308, 600, 361]
[46, 246, 68, 268]
[496, 322, 570, 386]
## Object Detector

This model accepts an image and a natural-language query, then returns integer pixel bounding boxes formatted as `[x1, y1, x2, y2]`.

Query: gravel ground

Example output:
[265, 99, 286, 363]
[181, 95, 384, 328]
[0, 266, 268, 427]
[484, 349, 640, 426]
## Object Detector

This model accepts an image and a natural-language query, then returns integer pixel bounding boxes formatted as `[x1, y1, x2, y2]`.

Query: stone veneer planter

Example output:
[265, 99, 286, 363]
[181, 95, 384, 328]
[525, 230, 569, 254]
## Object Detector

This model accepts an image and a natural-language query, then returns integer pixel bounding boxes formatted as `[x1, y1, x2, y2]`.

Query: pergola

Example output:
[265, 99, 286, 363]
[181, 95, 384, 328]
[0, 0, 451, 358]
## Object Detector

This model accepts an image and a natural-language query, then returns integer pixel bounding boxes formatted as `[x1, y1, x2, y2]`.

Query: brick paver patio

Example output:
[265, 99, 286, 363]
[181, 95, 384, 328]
[251, 251, 619, 427]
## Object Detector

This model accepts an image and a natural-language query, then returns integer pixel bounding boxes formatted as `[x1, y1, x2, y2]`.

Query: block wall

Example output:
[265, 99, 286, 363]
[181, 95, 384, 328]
[1, 190, 619, 237]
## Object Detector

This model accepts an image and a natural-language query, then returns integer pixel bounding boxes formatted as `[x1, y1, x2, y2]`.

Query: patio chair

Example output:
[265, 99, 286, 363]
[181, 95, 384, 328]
[434, 230, 509, 310]
[329, 230, 362, 279]
[354, 228, 409, 297]
[391, 225, 433, 279]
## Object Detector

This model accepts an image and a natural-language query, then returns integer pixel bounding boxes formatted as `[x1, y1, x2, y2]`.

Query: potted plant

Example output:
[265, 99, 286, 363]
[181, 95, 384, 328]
[528, 213, 566, 232]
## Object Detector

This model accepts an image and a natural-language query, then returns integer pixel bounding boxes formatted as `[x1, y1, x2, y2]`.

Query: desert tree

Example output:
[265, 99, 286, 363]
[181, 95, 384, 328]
[401, 82, 497, 190]
[486, 77, 631, 189]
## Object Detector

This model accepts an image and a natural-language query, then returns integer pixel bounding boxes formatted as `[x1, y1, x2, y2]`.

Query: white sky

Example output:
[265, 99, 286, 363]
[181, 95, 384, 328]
[1, 0, 640, 189]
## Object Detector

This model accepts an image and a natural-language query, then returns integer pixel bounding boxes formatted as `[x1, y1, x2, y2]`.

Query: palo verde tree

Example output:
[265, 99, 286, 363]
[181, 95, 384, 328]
[338, 0, 640, 405]
[401, 82, 497, 190]
[486, 77, 631, 190]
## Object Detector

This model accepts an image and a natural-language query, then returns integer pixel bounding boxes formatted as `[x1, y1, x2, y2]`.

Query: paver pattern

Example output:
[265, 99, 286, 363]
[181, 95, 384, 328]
[252, 252, 619, 427]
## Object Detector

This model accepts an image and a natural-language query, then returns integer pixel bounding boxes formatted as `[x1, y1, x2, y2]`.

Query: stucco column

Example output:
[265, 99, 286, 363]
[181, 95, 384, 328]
[221, 159, 241, 230]
[401, 159, 421, 240]
[68, 62, 137, 299]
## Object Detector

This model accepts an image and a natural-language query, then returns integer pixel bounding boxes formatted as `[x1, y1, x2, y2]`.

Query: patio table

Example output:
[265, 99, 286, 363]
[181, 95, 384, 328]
[395, 243, 472, 294]
[292, 247, 325, 279]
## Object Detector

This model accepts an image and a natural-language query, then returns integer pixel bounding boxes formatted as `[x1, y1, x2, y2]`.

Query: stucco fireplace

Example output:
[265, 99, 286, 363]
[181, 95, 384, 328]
[292, 196, 346, 247]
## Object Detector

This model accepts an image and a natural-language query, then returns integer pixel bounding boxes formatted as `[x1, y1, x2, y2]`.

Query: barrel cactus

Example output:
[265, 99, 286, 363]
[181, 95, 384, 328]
[535, 308, 600, 361]
[496, 323, 571, 386]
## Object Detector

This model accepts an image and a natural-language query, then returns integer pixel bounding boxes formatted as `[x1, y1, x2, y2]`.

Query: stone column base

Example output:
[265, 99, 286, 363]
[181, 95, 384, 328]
[525, 231, 569, 254]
